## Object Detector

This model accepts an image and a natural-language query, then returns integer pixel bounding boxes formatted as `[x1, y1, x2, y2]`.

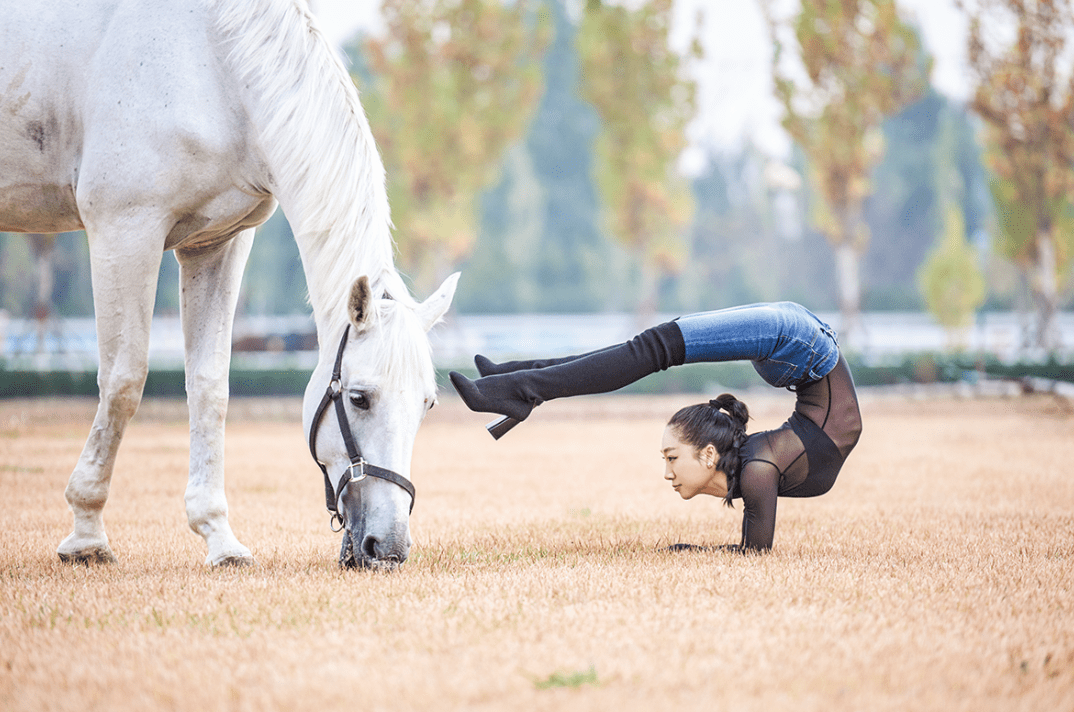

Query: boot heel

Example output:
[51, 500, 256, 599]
[486, 415, 520, 440]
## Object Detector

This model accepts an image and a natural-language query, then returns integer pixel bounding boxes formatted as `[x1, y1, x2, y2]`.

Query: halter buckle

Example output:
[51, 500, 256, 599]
[347, 458, 368, 483]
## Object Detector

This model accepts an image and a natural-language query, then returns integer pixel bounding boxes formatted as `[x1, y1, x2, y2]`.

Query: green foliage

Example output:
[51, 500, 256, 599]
[358, 0, 551, 293]
[243, 210, 309, 315]
[0, 231, 96, 317]
[918, 203, 986, 338]
[7, 357, 1074, 398]
[678, 150, 804, 310]
[767, 0, 928, 341]
[963, 0, 1074, 349]
[770, 0, 927, 250]
[864, 90, 993, 311]
[455, 1, 613, 313]
[577, 0, 698, 315]
[0, 233, 39, 315]
[988, 172, 1074, 278]
[533, 664, 598, 690]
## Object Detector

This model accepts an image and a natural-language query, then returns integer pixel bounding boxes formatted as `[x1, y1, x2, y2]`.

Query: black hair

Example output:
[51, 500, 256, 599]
[667, 393, 749, 507]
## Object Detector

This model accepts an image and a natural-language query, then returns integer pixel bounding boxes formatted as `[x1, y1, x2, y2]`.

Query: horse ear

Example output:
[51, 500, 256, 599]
[417, 272, 460, 332]
[348, 275, 373, 332]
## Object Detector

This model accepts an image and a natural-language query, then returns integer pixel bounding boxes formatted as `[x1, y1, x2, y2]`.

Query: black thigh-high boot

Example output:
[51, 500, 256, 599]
[474, 345, 619, 376]
[450, 321, 685, 422]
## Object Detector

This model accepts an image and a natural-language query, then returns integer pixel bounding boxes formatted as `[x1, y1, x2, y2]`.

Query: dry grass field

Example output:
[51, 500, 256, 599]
[1, 389, 1072, 711]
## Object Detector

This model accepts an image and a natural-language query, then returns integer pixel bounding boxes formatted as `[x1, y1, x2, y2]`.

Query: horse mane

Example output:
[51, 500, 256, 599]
[211, 0, 416, 336]
[370, 299, 438, 391]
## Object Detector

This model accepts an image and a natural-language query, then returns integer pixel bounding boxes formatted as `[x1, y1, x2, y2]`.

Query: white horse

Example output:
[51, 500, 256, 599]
[0, 0, 458, 568]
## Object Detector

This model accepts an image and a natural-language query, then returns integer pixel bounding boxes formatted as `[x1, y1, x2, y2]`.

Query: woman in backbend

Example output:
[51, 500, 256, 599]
[449, 302, 863, 552]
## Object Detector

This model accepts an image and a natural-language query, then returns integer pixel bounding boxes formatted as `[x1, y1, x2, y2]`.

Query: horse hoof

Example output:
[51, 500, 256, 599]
[212, 554, 257, 568]
[57, 546, 117, 565]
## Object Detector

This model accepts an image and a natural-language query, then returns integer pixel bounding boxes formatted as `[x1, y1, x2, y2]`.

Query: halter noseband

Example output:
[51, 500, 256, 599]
[308, 325, 416, 531]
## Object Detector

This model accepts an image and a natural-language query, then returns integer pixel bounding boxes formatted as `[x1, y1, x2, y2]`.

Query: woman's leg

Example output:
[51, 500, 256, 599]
[475, 345, 618, 376]
[452, 302, 838, 429]
[450, 321, 686, 421]
[676, 302, 839, 388]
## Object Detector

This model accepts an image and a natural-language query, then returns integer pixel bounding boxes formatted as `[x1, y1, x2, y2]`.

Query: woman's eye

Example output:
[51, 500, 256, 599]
[350, 392, 370, 410]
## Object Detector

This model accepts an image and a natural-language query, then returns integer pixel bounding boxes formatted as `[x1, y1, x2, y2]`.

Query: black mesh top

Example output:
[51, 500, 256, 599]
[732, 355, 862, 551]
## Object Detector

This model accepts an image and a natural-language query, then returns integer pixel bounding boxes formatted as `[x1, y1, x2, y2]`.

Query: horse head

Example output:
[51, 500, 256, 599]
[304, 272, 458, 570]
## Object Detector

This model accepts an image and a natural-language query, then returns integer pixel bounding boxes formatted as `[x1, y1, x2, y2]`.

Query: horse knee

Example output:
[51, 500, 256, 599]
[100, 368, 148, 422]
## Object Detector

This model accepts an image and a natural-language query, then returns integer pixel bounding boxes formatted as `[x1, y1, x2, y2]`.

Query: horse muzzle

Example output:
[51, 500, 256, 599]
[337, 488, 411, 570]
[339, 528, 411, 570]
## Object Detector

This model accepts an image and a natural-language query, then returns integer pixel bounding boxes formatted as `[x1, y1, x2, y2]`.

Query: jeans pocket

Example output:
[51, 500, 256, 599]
[753, 357, 799, 388]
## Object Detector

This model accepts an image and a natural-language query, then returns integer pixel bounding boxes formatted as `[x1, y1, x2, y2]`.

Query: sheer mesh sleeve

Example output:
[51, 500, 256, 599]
[738, 460, 780, 551]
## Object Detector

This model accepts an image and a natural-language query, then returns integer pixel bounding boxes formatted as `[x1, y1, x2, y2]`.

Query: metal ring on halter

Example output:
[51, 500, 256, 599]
[329, 512, 346, 532]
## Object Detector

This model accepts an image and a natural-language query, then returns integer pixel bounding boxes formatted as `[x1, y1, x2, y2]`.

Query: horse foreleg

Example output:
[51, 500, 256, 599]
[175, 231, 256, 567]
[58, 231, 163, 564]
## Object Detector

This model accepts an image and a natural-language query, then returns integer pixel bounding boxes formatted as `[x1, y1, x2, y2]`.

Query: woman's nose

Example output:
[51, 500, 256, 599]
[663, 465, 674, 480]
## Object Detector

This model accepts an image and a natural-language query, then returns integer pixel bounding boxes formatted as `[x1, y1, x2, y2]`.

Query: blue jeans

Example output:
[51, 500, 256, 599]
[675, 302, 839, 388]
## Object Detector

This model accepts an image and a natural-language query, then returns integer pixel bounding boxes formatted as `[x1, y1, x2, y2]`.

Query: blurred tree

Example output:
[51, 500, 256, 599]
[50, 231, 94, 317]
[241, 210, 308, 315]
[27, 233, 57, 351]
[455, 0, 612, 314]
[863, 90, 992, 310]
[958, 0, 1074, 352]
[765, 0, 927, 347]
[577, 0, 700, 322]
[918, 203, 987, 348]
[358, 0, 550, 295]
[0, 233, 35, 316]
[681, 149, 788, 311]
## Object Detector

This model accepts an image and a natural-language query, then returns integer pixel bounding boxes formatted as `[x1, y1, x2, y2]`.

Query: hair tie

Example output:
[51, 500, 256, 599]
[708, 398, 722, 409]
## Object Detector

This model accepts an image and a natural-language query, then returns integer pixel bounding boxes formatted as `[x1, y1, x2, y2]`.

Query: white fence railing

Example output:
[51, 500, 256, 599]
[2, 311, 1072, 370]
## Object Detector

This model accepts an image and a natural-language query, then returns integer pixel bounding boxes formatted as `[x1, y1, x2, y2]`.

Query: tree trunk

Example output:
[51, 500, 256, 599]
[634, 253, 659, 332]
[834, 241, 863, 350]
[1029, 228, 1060, 353]
[29, 233, 57, 354]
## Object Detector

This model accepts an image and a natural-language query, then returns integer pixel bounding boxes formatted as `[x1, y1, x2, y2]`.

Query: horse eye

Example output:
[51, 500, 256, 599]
[349, 392, 370, 411]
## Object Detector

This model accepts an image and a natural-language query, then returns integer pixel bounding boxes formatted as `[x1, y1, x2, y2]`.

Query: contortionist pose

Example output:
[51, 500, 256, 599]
[450, 302, 863, 552]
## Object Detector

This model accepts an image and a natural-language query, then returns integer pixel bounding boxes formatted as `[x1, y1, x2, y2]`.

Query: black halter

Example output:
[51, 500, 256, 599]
[308, 325, 416, 530]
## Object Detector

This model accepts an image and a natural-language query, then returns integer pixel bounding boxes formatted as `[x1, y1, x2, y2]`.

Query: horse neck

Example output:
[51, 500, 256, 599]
[211, 0, 404, 340]
[290, 225, 401, 344]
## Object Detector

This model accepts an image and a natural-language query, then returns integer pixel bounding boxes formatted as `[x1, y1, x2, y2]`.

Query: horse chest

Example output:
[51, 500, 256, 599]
[164, 194, 278, 254]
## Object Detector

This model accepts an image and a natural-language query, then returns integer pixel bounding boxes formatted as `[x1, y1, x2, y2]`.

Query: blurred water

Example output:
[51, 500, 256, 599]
[2, 310, 1072, 370]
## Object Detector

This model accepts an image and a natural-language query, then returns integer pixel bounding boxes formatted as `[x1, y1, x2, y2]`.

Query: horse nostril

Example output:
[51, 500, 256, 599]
[360, 534, 379, 559]
[360, 534, 406, 564]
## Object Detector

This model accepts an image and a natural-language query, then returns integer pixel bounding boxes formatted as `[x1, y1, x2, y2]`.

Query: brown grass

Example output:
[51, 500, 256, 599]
[1, 391, 1072, 711]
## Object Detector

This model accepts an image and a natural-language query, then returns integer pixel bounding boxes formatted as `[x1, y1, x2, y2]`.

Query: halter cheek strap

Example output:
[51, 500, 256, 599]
[308, 325, 416, 529]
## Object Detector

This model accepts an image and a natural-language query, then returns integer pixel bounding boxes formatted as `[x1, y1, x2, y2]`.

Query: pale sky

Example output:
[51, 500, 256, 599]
[310, 0, 972, 163]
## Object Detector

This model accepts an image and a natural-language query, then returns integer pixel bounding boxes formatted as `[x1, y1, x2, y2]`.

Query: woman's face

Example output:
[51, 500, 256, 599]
[661, 425, 726, 500]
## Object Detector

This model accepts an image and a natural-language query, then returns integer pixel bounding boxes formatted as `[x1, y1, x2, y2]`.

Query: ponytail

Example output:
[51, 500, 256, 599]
[667, 393, 750, 507]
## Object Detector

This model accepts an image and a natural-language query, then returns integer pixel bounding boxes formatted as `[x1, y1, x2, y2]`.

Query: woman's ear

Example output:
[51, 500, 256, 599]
[702, 443, 718, 469]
